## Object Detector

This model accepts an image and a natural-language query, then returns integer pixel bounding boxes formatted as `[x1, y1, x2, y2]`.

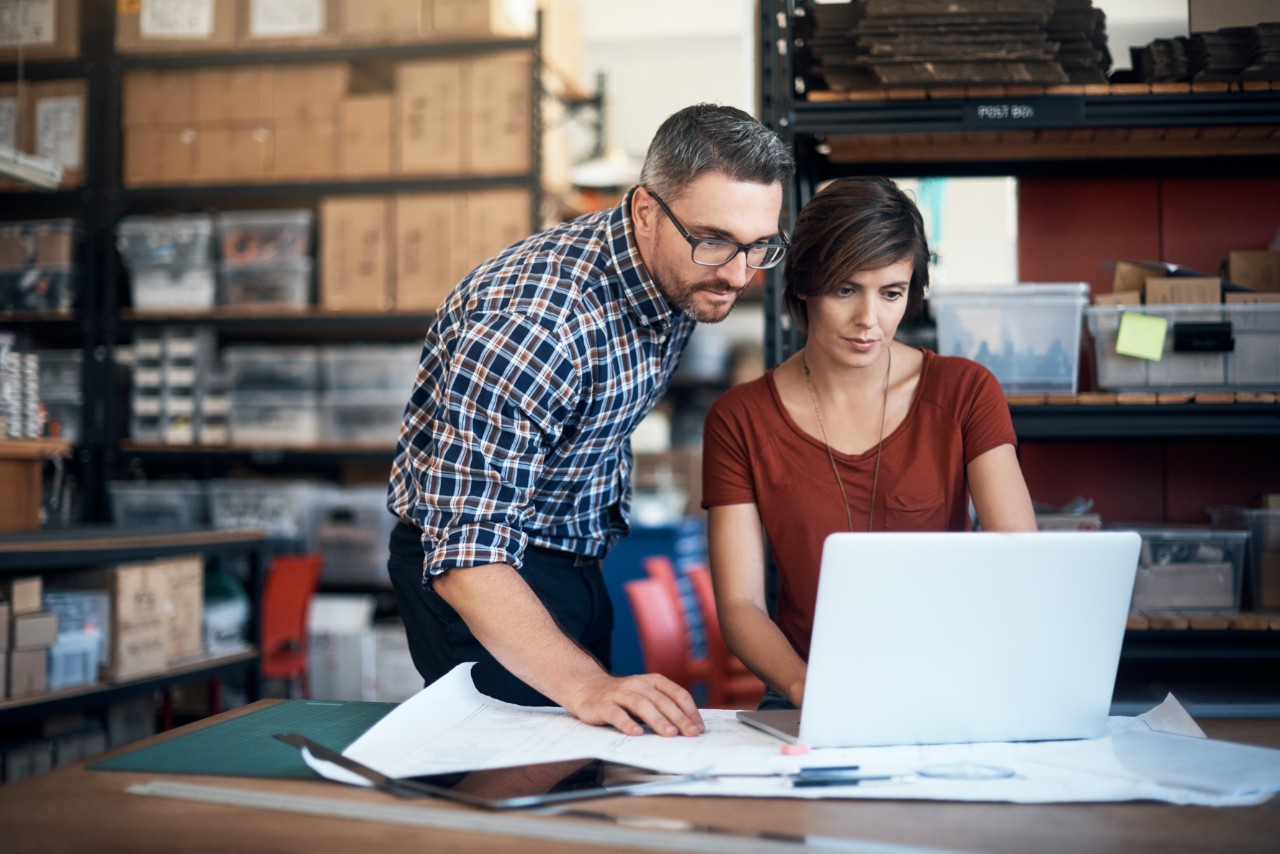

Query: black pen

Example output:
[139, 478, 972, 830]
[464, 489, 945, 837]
[791, 773, 897, 787]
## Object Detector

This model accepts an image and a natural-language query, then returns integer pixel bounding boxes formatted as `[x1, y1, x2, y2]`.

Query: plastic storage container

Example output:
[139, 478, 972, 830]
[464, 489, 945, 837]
[223, 345, 319, 393]
[320, 344, 420, 393]
[1085, 303, 1280, 391]
[0, 218, 78, 268]
[930, 283, 1089, 394]
[208, 479, 326, 543]
[215, 209, 313, 268]
[108, 481, 208, 528]
[1126, 526, 1249, 612]
[0, 265, 78, 311]
[117, 214, 214, 268]
[313, 486, 398, 586]
[228, 392, 321, 445]
[320, 392, 403, 444]
[47, 629, 103, 691]
[128, 264, 216, 310]
[217, 258, 311, 308]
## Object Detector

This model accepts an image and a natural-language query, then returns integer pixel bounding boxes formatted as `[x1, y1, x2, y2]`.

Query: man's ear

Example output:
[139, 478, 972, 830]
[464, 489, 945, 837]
[631, 186, 659, 241]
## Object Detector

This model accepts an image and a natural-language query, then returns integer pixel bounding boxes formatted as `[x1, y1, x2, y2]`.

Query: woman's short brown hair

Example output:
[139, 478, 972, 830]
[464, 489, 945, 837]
[783, 176, 931, 331]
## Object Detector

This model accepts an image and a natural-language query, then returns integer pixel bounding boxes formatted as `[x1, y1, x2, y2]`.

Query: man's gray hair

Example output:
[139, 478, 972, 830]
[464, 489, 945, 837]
[639, 103, 795, 202]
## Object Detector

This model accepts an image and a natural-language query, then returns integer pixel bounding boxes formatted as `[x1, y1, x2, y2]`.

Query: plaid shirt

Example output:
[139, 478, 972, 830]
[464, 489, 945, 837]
[388, 189, 696, 578]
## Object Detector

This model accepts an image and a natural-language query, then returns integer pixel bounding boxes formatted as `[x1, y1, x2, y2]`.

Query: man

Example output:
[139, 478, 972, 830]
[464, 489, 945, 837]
[387, 103, 794, 737]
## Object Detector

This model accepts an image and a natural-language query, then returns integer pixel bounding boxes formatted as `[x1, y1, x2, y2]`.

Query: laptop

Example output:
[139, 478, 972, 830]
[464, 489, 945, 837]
[738, 531, 1141, 748]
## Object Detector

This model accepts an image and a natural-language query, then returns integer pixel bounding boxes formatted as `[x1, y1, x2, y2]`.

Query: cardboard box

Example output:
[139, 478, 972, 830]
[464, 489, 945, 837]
[337, 94, 393, 178]
[395, 60, 464, 175]
[1190, 0, 1279, 32]
[320, 196, 392, 311]
[116, 0, 238, 54]
[468, 52, 533, 175]
[467, 188, 533, 264]
[273, 122, 337, 180]
[12, 610, 58, 650]
[1093, 289, 1141, 306]
[67, 562, 167, 681]
[193, 126, 273, 183]
[339, 0, 419, 39]
[1113, 261, 1168, 294]
[123, 70, 196, 127]
[1226, 291, 1280, 305]
[3, 576, 43, 615]
[123, 126, 198, 186]
[29, 79, 85, 187]
[427, 0, 534, 39]
[1229, 250, 1280, 293]
[8, 648, 48, 698]
[239, 0, 340, 49]
[192, 66, 274, 125]
[393, 193, 467, 311]
[307, 594, 375, 701]
[538, 0, 585, 97]
[0, 0, 80, 61]
[1258, 551, 1280, 611]
[160, 556, 204, 662]
[1143, 277, 1221, 305]
[270, 63, 348, 124]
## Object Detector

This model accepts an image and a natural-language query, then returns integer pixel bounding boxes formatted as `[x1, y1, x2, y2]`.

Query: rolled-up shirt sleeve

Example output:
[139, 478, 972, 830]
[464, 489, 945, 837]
[410, 310, 580, 575]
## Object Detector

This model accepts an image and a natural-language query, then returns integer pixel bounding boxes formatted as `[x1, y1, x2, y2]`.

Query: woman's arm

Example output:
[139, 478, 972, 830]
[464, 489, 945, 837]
[708, 503, 810, 707]
[967, 444, 1038, 532]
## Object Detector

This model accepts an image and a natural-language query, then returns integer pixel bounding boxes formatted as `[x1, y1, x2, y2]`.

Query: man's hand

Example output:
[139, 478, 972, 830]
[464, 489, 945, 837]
[566, 673, 704, 738]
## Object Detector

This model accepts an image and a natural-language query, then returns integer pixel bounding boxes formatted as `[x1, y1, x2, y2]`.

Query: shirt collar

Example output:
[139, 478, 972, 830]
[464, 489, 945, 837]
[609, 186, 680, 330]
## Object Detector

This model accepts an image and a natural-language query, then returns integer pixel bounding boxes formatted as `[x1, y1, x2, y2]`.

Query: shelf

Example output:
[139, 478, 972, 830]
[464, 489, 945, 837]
[0, 60, 85, 82]
[118, 442, 395, 467]
[117, 308, 432, 341]
[0, 438, 73, 462]
[115, 36, 538, 70]
[1010, 403, 1280, 439]
[0, 648, 258, 728]
[0, 526, 266, 572]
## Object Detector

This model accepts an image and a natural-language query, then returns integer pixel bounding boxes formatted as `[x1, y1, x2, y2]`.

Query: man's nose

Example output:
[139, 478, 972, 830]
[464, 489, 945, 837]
[716, 252, 753, 289]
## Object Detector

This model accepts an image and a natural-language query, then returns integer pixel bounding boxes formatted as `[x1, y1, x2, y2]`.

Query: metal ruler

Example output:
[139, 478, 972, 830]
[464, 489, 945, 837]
[128, 779, 964, 854]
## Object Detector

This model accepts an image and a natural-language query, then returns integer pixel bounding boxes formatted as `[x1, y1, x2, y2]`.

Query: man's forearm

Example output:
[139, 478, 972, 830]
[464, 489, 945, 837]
[430, 561, 607, 706]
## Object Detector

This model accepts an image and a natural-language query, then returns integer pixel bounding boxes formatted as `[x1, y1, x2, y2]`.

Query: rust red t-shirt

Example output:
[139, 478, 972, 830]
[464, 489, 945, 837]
[701, 348, 1017, 660]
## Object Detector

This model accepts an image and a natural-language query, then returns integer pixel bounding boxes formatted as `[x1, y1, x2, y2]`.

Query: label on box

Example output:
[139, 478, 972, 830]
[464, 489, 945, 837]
[140, 0, 213, 38]
[36, 95, 82, 169]
[249, 0, 324, 37]
[0, 0, 56, 47]
[1116, 313, 1168, 361]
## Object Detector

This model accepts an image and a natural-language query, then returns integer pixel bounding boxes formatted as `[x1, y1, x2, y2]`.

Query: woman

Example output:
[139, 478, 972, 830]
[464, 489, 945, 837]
[701, 176, 1036, 710]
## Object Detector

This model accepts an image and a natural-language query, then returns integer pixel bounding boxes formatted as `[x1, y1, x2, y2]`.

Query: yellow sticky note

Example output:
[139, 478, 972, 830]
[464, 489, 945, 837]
[1115, 312, 1168, 361]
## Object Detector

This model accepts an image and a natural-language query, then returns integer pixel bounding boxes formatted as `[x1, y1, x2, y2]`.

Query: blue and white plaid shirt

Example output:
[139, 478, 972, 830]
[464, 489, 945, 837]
[388, 189, 696, 579]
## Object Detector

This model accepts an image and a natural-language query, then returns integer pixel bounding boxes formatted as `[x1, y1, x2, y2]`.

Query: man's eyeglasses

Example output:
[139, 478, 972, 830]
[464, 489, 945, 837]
[647, 188, 788, 270]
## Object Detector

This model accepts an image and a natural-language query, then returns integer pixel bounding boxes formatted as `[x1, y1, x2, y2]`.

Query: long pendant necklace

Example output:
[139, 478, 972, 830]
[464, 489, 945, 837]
[801, 345, 892, 533]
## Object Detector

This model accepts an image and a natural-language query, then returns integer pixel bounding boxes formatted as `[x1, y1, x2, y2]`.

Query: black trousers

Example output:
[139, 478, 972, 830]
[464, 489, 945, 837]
[387, 521, 614, 706]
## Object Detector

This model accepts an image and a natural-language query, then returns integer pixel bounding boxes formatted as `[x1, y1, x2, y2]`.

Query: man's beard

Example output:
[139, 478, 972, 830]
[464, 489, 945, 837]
[657, 271, 741, 324]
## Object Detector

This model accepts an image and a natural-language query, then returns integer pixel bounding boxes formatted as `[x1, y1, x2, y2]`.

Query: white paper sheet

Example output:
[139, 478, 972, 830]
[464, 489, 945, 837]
[301, 664, 1278, 806]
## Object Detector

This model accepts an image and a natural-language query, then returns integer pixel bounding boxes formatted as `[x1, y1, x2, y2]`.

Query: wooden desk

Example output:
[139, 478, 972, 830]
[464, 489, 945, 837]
[1, 704, 1277, 853]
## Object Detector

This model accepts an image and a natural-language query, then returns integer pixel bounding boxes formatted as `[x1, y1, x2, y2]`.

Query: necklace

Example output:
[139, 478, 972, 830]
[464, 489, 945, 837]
[801, 345, 892, 533]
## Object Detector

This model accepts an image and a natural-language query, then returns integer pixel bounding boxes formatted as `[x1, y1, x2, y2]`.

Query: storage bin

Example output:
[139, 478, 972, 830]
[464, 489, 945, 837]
[108, 480, 208, 528]
[0, 265, 78, 311]
[228, 391, 321, 445]
[1245, 509, 1280, 611]
[34, 349, 82, 398]
[930, 283, 1089, 394]
[223, 346, 319, 393]
[313, 486, 398, 586]
[217, 259, 311, 308]
[320, 344, 420, 393]
[47, 629, 103, 691]
[1125, 526, 1249, 612]
[1085, 303, 1280, 391]
[320, 391, 403, 444]
[117, 214, 214, 268]
[208, 479, 327, 544]
[128, 264, 216, 310]
[215, 210, 313, 268]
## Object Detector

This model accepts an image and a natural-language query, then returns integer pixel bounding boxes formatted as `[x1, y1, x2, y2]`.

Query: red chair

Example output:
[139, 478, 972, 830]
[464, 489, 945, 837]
[642, 555, 711, 688]
[623, 578, 691, 685]
[686, 565, 766, 708]
[260, 553, 325, 699]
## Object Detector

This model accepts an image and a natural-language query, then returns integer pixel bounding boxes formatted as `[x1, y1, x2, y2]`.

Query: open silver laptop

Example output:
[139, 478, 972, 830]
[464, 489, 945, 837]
[738, 531, 1141, 748]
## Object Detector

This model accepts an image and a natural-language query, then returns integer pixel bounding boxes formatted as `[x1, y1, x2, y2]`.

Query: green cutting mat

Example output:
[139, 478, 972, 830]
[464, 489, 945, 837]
[90, 700, 397, 779]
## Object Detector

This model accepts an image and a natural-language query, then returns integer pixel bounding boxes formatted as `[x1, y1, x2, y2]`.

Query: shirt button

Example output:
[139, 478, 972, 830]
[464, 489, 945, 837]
[658, 333, 667, 343]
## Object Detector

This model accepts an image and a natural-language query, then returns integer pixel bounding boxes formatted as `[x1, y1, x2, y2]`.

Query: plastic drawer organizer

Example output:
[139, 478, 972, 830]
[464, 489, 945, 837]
[1128, 527, 1249, 612]
[931, 283, 1089, 395]
[1086, 303, 1280, 391]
